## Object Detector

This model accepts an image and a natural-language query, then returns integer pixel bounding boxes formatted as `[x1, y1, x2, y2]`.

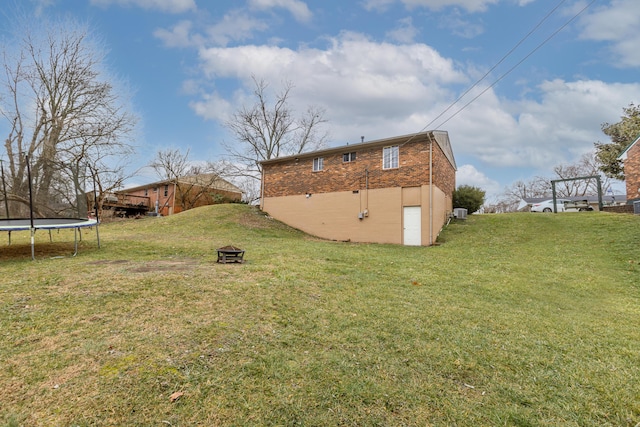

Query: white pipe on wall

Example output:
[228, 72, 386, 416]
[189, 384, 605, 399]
[428, 132, 434, 246]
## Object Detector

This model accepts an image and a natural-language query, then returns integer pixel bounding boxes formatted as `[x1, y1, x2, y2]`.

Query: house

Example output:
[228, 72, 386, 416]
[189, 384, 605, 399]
[117, 174, 243, 216]
[259, 130, 456, 246]
[618, 135, 640, 202]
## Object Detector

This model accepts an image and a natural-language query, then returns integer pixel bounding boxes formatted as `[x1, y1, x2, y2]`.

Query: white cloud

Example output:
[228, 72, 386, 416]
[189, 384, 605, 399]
[386, 17, 419, 43]
[249, 0, 313, 22]
[90, 0, 196, 13]
[205, 10, 269, 47]
[153, 20, 201, 48]
[194, 32, 467, 140]
[189, 91, 234, 122]
[446, 78, 640, 170]
[456, 164, 501, 196]
[154, 10, 269, 48]
[578, 0, 640, 67]
[362, 0, 500, 13]
[188, 31, 640, 186]
[438, 10, 484, 38]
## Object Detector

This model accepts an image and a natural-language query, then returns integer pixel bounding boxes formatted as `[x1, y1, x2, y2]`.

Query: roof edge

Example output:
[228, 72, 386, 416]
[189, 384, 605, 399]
[117, 174, 244, 194]
[260, 130, 455, 168]
[617, 133, 640, 160]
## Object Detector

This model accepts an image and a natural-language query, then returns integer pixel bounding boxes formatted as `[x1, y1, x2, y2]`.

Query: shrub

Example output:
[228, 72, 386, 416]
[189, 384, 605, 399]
[453, 185, 485, 214]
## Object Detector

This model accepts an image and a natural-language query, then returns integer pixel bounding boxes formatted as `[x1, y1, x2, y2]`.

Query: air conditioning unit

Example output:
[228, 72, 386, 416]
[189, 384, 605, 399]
[453, 208, 467, 220]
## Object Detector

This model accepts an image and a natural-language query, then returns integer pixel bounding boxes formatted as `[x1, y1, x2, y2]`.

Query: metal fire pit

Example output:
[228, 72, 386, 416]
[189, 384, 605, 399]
[217, 245, 245, 264]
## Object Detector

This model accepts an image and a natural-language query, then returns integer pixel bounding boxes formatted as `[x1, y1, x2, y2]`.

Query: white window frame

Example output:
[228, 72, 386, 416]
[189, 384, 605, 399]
[343, 152, 356, 162]
[383, 145, 399, 169]
[313, 157, 324, 171]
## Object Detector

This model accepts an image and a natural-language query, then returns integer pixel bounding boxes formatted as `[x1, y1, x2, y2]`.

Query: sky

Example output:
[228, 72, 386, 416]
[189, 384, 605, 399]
[2, 0, 639, 200]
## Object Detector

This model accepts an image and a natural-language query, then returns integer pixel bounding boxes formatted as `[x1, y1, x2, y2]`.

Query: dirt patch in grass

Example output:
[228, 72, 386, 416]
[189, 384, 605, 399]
[86, 258, 200, 273]
[86, 259, 130, 265]
[127, 259, 200, 273]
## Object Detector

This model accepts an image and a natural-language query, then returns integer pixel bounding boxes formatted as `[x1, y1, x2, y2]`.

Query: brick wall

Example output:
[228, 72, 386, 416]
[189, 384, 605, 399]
[263, 139, 455, 198]
[432, 141, 456, 196]
[602, 204, 636, 214]
[625, 142, 640, 199]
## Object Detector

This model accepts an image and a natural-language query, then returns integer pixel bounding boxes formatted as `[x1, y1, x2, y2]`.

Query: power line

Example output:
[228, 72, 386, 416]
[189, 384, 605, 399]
[403, 0, 597, 147]
[433, 0, 597, 130]
[417, 0, 570, 134]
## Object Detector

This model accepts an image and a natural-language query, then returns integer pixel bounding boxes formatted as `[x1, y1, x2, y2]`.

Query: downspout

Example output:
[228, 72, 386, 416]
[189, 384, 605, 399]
[172, 181, 177, 215]
[260, 164, 265, 210]
[428, 133, 434, 246]
[365, 169, 369, 212]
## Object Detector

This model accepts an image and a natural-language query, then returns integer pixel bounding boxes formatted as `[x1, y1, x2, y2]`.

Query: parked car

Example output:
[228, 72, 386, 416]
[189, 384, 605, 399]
[531, 199, 572, 212]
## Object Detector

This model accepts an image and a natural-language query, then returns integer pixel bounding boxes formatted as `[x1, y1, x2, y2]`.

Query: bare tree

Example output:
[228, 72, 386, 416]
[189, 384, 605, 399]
[493, 152, 612, 212]
[492, 176, 552, 212]
[551, 152, 611, 197]
[1, 17, 137, 217]
[88, 160, 134, 218]
[149, 148, 237, 211]
[149, 148, 192, 181]
[224, 76, 328, 181]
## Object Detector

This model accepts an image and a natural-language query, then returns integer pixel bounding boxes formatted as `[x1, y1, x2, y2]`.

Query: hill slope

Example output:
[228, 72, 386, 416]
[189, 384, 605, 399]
[1, 205, 639, 426]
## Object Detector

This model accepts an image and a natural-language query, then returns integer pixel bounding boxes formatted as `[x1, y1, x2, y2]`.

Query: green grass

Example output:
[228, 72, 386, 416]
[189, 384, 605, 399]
[1, 205, 639, 426]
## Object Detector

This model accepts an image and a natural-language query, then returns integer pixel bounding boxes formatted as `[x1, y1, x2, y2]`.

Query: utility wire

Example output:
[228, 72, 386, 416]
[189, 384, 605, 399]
[417, 0, 569, 134]
[402, 0, 596, 146]
[433, 0, 597, 130]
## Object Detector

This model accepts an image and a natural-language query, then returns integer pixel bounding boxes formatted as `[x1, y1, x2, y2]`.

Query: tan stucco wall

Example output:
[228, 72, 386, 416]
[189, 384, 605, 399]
[262, 185, 452, 245]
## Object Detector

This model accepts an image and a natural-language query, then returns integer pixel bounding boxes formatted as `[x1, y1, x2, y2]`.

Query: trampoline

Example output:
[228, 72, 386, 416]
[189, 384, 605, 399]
[0, 154, 101, 259]
[0, 218, 99, 258]
[0, 217, 98, 231]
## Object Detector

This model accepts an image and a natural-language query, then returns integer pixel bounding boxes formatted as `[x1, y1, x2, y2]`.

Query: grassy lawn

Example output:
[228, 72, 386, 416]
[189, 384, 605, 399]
[1, 204, 639, 426]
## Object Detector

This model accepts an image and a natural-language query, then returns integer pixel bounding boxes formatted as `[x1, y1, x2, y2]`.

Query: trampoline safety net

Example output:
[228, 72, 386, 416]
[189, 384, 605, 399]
[1, 154, 91, 221]
[0, 153, 99, 259]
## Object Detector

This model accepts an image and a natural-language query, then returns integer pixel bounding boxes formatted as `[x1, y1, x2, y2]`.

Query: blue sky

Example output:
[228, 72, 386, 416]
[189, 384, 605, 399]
[2, 0, 639, 199]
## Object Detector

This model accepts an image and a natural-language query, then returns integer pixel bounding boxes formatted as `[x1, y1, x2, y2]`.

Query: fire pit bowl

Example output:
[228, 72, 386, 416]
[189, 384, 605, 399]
[217, 245, 245, 264]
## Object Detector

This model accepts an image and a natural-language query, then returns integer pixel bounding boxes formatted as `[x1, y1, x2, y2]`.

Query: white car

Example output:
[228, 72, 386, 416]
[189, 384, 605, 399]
[531, 199, 571, 213]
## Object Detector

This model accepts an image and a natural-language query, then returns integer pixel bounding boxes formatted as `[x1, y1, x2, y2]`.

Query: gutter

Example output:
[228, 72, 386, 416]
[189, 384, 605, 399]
[260, 166, 265, 209]
[428, 132, 434, 245]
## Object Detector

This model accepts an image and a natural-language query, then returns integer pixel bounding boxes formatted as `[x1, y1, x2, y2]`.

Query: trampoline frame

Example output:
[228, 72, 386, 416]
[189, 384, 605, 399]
[1, 154, 101, 259]
[0, 218, 100, 259]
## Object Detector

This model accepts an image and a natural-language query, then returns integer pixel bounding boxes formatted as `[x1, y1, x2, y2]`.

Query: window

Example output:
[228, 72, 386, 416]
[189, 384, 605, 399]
[313, 157, 324, 171]
[144, 189, 148, 196]
[164, 185, 169, 197]
[343, 152, 356, 162]
[383, 145, 399, 169]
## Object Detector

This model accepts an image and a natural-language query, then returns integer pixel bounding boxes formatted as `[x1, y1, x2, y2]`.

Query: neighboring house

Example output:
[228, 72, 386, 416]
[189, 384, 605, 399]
[117, 174, 243, 216]
[260, 130, 456, 246]
[618, 135, 640, 202]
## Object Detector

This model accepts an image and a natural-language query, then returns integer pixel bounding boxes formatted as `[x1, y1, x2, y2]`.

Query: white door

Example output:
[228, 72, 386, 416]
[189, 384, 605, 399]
[403, 206, 421, 246]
